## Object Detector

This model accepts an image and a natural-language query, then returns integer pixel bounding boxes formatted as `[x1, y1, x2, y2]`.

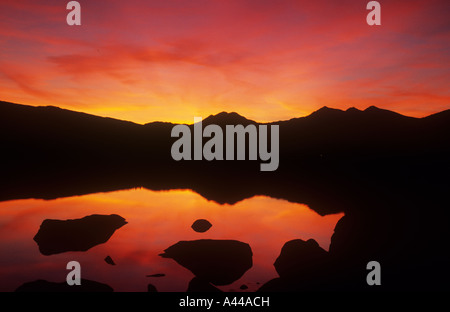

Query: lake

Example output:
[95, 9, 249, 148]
[0, 188, 343, 292]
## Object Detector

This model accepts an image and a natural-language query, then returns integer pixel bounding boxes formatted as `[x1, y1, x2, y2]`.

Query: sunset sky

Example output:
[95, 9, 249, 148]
[0, 189, 343, 291]
[0, 0, 449, 124]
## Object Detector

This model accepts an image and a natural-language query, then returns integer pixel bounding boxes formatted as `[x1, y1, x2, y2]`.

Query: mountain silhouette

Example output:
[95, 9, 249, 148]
[1, 99, 449, 210]
[202, 111, 255, 126]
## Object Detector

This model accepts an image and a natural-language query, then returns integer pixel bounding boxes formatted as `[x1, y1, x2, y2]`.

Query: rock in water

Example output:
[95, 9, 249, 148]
[146, 273, 165, 277]
[274, 239, 328, 279]
[147, 284, 158, 292]
[191, 219, 212, 233]
[187, 277, 222, 292]
[33, 214, 127, 255]
[258, 239, 331, 292]
[239, 284, 248, 290]
[15, 279, 113, 292]
[104, 255, 116, 265]
[160, 239, 252, 286]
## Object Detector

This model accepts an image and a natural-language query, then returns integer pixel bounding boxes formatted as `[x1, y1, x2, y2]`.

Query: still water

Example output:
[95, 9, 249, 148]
[0, 188, 343, 292]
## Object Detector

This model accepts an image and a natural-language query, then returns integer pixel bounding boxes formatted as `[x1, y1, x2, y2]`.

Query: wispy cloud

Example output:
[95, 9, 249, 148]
[0, 0, 448, 123]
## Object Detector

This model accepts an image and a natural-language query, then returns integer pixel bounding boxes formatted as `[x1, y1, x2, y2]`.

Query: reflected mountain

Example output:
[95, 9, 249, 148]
[160, 239, 253, 286]
[1, 100, 448, 213]
[33, 214, 127, 255]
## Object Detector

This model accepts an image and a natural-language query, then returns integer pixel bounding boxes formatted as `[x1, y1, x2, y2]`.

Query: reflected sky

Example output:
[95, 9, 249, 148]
[0, 188, 343, 291]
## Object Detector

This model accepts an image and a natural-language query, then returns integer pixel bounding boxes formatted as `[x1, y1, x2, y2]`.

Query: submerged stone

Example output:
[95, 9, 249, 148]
[191, 219, 212, 233]
[33, 214, 127, 255]
[160, 239, 253, 286]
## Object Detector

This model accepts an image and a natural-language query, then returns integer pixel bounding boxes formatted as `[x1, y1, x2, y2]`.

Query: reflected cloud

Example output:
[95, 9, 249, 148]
[0, 189, 343, 291]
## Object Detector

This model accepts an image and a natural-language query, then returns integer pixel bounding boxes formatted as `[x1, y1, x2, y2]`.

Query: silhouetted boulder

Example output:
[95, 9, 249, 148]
[202, 112, 255, 126]
[191, 219, 212, 233]
[259, 239, 333, 291]
[274, 239, 328, 279]
[329, 213, 385, 261]
[187, 277, 222, 292]
[33, 214, 127, 255]
[147, 284, 158, 292]
[146, 273, 165, 277]
[104, 255, 116, 265]
[239, 284, 248, 290]
[2, 100, 450, 291]
[15, 279, 113, 292]
[160, 239, 253, 285]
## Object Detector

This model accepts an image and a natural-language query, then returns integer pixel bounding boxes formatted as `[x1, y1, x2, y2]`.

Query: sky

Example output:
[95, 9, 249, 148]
[0, 0, 449, 124]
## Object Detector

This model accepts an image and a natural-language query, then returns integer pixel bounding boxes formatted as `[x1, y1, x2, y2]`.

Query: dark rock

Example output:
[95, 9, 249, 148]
[274, 239, 328, 280]
[33, 214, 127, 255]
[257, 278, 289, 292]
[104, 255, 115, 265]
[146, 273, 165, 277]
[258, 239, 333, 291]
[147, 284, 158, 292]
[239, 284, 248, 290]
[15, 279, 113, 292]
[191, 219, 212, 233]
[187, 277, 222, 292]
[160, 239, 253, 286]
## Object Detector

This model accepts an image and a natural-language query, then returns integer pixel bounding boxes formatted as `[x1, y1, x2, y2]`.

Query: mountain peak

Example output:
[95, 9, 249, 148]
[365, 105, 382, 112]
[316, 106, 336, 112]
[202, 111, 255, 125]
[346, 107, 362, 113]
[308, 106, 344, 118]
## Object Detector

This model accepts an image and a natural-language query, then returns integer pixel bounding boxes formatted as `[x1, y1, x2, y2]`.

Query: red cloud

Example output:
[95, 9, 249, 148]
[0, 0, 448, 122]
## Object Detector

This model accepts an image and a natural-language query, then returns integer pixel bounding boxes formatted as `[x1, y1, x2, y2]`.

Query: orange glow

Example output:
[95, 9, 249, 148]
[0, 189, 343, 291]
[0, 1, 448, 124]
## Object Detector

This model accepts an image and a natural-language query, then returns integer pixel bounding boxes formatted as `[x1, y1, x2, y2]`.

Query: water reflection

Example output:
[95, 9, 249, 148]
[0, 189, 343, 292]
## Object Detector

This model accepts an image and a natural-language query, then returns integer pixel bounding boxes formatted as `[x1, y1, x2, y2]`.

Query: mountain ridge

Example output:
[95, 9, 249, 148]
[2, 100, 448, 125]
[1, 101, 448, 292]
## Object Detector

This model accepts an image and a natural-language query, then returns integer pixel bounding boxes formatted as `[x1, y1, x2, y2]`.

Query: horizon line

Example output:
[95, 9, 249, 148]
[1, 99, 448, 126]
